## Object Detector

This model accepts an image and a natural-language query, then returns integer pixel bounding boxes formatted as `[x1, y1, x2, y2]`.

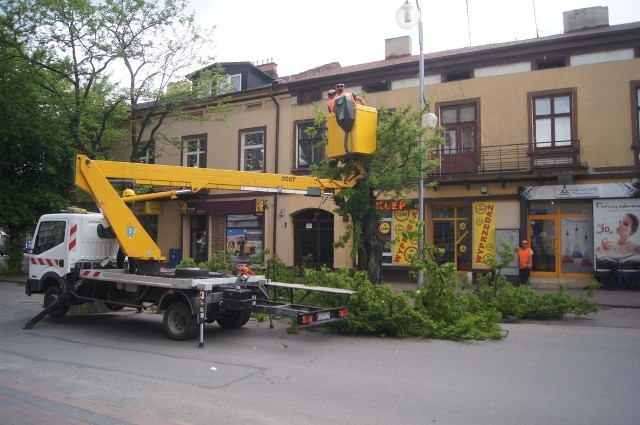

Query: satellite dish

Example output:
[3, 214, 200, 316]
[396, 1, 419, 29]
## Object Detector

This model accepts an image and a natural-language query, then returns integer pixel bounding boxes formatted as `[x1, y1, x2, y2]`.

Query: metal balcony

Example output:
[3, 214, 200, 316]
[428, 140, 586, 178]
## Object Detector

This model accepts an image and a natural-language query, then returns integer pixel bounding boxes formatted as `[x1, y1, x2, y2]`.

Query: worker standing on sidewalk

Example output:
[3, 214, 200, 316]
[518, 240, 534, 285]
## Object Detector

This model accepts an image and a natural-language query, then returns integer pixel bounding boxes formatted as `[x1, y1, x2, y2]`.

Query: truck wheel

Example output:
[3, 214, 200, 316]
[44, 286, 69, 319]
[163, 302, 197, 341]
[217, 310, 251, 329]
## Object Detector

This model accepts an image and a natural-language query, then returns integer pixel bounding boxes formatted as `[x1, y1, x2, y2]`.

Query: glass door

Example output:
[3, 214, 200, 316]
[529, 216, 557, 274]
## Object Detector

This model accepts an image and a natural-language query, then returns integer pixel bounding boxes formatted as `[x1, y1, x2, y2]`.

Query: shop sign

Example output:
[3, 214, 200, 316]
[392, 209, 418, 265]
[555, 185, 600, 198]
[376, 200, 409, 211]
[472, 202, 496, 269]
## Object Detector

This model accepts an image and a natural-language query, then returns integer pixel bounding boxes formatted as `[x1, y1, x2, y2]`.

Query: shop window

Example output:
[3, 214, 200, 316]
[526, 200, 593, 277]
[378, 204, 419, 266]
[529, 201, 557, 215]
[634, 84, 640, 149]
[226, 214, 263, 263]
[431, 205, 470, 271]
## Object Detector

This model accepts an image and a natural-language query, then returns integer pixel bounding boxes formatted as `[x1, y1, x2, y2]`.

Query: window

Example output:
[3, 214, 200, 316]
[444, 70, 471, 82]
[441, 104, 477, 154]
[635, 85, 640, 144]
[532, 93, 573, 148]
[219, 73, 241, 93]
[227, 214, 263, 263]
[297, 90, 323, 105]
[431, 205, 470, 271]
[139, 140, 155, 164]
[184, 136, 206, 168]
[33, 221, 66, 254]
[364, 81, 389, 93]
[241, 129, 265, 172]
[535, 57, 566, 70]
[296, 122, 323, 168]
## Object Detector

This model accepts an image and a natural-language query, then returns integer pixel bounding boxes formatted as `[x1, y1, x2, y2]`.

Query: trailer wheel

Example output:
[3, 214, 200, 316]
[217, 310, 251, 329]
[105, 303, 125, 311]
[174, 268, 209, 278]
[163, 302, 197, 340]
[44, 286, 69, 319]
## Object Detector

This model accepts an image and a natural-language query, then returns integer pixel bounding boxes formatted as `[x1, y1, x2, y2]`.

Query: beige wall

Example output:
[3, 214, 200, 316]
[143, 50, 638, 271]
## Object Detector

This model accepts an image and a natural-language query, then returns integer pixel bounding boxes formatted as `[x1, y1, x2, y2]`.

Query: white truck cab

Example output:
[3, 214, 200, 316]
[26, 210, 118, 295]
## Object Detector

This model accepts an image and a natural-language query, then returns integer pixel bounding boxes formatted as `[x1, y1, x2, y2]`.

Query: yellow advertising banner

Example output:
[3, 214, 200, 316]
[472, 202, 496, 269]
[392, 208, 419, 265]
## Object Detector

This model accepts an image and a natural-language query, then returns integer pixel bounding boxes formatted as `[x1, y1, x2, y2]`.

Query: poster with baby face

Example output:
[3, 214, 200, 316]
[593, 199, 640, 270]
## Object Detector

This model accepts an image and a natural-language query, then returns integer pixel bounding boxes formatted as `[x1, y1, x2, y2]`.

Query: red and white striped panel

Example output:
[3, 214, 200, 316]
[68, 224, 77, 251]
[30, 257, 59, 266]
[81, 270, 102, 278]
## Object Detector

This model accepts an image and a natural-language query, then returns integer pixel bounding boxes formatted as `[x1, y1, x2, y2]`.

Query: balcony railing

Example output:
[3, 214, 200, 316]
[429, 140, 585, 177]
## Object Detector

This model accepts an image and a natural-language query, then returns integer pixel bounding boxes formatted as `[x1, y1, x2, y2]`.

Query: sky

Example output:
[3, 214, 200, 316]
[187, 0, 640, 77]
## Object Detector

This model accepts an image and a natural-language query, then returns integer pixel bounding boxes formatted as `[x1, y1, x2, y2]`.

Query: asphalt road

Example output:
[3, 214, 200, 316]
[1, 279, 639, 425]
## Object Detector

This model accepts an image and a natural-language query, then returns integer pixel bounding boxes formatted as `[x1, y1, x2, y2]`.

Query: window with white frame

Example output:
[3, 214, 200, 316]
[139, 140, 155, 164]
[296, 122, 323, 168]
[184, 136, 206, 168]
[532, 93, 573, 148]
[241, 129, 264, 172]
[218, 73, 242, 94]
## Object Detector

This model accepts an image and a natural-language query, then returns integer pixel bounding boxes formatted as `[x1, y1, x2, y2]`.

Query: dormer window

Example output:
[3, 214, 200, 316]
[220, 73, 242, 93]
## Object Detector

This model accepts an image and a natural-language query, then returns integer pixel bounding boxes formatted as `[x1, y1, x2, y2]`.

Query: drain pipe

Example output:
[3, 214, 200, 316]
[269, 82, 280, 257]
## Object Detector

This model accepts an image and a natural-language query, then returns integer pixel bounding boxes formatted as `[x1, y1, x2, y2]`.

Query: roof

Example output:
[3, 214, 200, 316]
[276, 21, 640, 86]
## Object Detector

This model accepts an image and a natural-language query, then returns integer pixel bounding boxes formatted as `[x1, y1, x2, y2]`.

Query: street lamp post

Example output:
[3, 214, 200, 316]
[397, 0, 437, 289]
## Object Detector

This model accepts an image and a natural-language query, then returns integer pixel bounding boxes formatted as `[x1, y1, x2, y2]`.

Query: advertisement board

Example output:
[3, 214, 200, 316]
[391, 208, 419, 265]
[593, 199, 640, 271]
[472, 202, 496, 269]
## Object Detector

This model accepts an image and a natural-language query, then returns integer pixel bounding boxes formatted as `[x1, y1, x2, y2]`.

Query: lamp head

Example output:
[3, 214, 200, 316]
[396, 1, 419, 29]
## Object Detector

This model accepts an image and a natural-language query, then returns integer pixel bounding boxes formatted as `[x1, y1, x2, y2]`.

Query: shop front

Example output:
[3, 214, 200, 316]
[520, 183, 640, 282]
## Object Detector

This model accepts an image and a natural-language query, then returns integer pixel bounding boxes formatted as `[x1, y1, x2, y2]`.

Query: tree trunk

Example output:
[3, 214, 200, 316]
[357, 210, 384, 283]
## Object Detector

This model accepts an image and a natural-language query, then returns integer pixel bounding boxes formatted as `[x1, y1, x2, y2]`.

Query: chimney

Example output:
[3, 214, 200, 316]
[257, 60, 278, 78]
[563, 6, 609, 33]
[385, 36, 412, 59]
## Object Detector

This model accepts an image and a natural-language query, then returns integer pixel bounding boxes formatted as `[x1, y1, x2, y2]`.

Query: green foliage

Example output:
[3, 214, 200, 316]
[199, 250, 236, 273]
[289, 241, 599, 341]
[0, 27, 75, 273]
[175, 251, 234, 273]
[264, 253, 303, 283]
[467, 243, 600, 320]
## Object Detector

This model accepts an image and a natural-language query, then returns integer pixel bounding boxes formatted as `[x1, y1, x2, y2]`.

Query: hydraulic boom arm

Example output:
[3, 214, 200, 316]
[73, 155, 365, 265]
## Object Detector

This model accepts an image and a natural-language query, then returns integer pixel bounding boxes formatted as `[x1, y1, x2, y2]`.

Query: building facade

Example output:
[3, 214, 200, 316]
[141, 7, 640, 287]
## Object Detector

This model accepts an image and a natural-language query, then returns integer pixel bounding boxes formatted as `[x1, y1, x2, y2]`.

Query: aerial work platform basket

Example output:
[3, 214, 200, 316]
[327, 99, 377, 159]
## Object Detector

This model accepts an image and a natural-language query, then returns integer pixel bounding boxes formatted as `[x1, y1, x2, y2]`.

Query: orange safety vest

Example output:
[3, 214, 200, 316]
[327, 97, 336, 112]
[518, 248, 533, 269]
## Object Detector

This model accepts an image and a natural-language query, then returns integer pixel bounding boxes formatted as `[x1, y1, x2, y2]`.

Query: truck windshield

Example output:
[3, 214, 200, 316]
[33, 221, 66, 254]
